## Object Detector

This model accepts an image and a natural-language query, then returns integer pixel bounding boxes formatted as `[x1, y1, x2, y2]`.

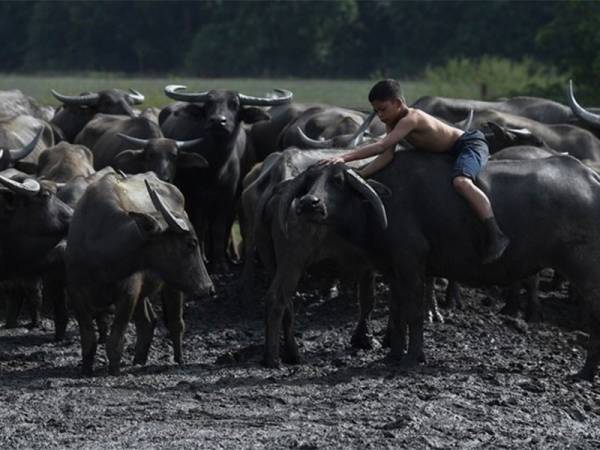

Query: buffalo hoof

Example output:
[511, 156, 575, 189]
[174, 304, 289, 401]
[525, 310, 543, 324]
[499, 304, 520, 317]
[81, 365, 94, 377]
[108, 365, 121, 376]
[26, 321, 40, 330]
[261, 355, 281, 369]
[351, 332, 374, 350]
[398, 353, 425, 370]
[568, 368, 595, 383]
[133, 356, 148, 366]
[281, 350, 303, 365]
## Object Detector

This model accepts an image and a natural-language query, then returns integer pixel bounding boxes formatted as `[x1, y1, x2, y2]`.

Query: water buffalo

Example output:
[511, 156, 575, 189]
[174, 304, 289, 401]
[50, 88, 145, 143]
[454, 109, 600, 161]
[160, 85, 293, 271]
[413, 93, 592, 126]
[37, 142, 95, 182]
[275, 153, 600, 382]
[0, 116, 53, 172]
[112, 134, 208, 183]
[0, 89, 53, 121]
[66, 172, 214, 375]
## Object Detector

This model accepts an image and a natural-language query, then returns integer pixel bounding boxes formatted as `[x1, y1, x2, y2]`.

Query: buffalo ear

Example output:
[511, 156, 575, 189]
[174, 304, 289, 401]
[129, 212, 162, 237]
[240, 107, 270, 124]
[486, 121, 504, 138]
[177, 152, 209, 169]
[366, 179, 392, 198]
[113, 150, 144, 175]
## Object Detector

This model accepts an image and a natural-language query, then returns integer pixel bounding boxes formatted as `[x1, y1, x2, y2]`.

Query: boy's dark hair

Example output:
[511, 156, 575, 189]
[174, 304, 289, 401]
[368, 79, 404, 103]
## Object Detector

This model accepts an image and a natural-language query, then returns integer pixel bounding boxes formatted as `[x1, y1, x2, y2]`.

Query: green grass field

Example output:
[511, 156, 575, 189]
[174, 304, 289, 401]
[0, 73, 482, 109]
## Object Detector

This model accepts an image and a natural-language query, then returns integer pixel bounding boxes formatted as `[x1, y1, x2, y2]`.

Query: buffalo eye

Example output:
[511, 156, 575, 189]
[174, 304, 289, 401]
[187, 238, 198, 251]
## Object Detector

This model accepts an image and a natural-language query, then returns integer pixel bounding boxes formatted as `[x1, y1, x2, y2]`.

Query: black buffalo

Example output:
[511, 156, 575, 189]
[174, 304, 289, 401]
[160, 85, 293, 270]
[276, 153, 600, 381]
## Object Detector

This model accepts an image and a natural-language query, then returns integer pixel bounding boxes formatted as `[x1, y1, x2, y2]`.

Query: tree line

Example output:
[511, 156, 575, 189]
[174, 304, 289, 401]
[0, 1, 595, 82]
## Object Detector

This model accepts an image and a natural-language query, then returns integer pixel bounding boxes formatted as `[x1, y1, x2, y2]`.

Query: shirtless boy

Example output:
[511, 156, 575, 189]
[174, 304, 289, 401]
[320, 78, 509, 263]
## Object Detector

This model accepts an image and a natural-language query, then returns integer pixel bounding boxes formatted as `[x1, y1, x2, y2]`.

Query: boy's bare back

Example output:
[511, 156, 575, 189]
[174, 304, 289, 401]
[393, 108, 464, 153]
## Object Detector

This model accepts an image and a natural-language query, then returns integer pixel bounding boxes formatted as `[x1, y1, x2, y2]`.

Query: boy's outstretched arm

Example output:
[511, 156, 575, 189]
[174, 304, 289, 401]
[319, 113, 416, 165]
[358, 147, 395, 178]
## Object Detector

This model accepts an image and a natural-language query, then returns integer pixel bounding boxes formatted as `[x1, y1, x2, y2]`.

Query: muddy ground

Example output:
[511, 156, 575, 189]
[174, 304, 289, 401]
[1, 269, 600, 449]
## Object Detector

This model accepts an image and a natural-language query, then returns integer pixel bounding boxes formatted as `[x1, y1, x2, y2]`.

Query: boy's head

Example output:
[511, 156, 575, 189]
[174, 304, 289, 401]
[368, 79, 407, 126]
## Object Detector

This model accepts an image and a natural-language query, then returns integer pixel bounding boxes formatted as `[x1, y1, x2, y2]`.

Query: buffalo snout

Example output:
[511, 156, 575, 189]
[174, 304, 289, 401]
[296, 194, 326, 218]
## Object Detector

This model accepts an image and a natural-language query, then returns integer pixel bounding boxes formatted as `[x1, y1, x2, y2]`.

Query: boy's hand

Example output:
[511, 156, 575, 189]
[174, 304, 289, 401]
[317, 156, 345, 166]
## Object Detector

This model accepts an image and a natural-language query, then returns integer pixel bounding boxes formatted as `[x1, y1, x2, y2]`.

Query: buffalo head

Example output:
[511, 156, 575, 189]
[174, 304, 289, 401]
[163, 85, 292, 138]
[114, 134, 209, 182]
[277, 163, 390, 240]
[0, 175, 73, 274]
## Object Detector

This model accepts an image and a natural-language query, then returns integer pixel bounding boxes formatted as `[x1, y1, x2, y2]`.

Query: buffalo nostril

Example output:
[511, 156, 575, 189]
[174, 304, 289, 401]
[298, 194, 321, 211]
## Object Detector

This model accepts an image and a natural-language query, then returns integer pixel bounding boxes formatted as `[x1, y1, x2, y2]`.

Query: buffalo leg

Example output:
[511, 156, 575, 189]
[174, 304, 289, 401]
[425, 277, 443, 323]
[43, 273, 68, 341]
[133, 297, 157, 366]
[70, 287, 97, 376]
[263, 263, 303, 368]
[162, 286, 185, 364]
[25, 279, 42, 329]
[500, 283, 521, 317]
[389, 271, 426, 366]
[524, 274, 542, 323]
[5, 291, 22, 329]
[107, 277, 141, 376]
[573, 285, 600, 381]
[351, 271, 376, 349]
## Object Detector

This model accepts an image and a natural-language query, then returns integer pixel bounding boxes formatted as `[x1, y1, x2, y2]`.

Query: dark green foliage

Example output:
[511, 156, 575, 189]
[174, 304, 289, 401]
[0, 0, 596, 100]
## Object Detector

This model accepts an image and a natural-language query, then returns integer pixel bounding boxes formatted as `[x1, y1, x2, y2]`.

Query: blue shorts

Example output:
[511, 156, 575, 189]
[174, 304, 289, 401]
[448, 130, 489, 180]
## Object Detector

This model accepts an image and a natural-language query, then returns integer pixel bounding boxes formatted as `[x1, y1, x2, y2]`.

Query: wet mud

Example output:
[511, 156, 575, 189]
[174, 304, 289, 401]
[1, 270, 600, 448]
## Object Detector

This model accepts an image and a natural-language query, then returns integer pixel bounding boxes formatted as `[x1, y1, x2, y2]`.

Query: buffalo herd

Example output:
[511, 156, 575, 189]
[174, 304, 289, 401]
[1, 81, 600, 382]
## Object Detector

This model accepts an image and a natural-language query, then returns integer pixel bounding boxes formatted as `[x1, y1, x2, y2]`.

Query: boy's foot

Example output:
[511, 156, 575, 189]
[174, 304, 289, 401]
[482, 217, 510, 264]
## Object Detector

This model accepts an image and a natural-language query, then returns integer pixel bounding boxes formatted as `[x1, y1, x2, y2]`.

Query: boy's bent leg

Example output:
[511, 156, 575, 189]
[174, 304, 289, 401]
[452, 176, 510, 263]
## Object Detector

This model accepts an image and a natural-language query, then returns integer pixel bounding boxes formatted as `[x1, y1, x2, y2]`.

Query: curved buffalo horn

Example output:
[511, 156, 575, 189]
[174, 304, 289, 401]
[277, 175, 307, 238]
[463, 109, 474, 131]
[127, 88, 145, 105]
[567, 79, 600, 128]
[297, 127, 334, 148]
[164, 85, 210, 103]
[506, 127, 533, 137]
[144, 179, 189, 233]
[9, 127, 43, 161]
[175, 137, 205, 150]
[51, 89, 99, 106]
[117, 133, 149, 148]
[0, 175, 41, 196]
[349, 111, 377, 147]
[345, 169, 388, 230]
[238, 88, 294, 106]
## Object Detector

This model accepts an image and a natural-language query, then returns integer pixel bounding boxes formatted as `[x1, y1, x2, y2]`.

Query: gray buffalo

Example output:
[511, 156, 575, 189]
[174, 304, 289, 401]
[66, 172, 214, 375]
[50, 88, 145, 143]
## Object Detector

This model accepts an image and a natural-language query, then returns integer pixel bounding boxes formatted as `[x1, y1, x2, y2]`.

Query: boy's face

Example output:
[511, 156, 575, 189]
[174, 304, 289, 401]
[371, 98, 405, 127]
